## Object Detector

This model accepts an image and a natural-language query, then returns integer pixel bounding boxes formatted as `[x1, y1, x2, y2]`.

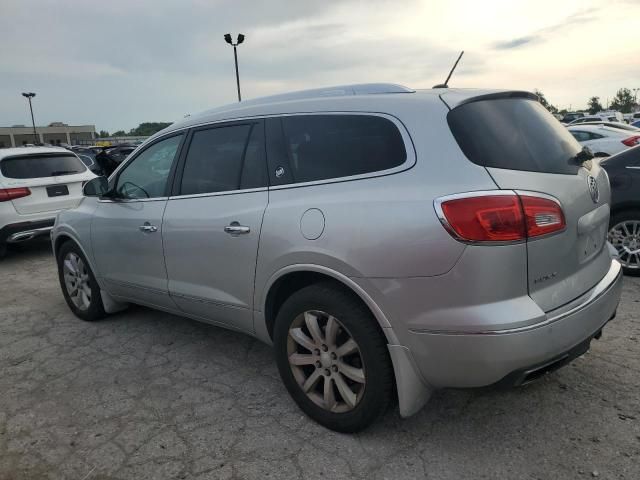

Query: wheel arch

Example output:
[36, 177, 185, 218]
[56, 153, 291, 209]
[259, 264, 433, 418]
[260, 265, 397, 345]
[53, 231, 100, 284]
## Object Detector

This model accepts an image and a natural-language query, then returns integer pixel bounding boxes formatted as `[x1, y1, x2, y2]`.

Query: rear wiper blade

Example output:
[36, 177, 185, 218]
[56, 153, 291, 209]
[570, 146, 594, 164]
[51, 170, 79, 176]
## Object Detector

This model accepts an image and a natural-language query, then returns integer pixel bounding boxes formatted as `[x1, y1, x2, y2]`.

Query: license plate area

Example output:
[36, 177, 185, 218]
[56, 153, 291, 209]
[578, 221, 607, 263]
[46, 185, 69, 197]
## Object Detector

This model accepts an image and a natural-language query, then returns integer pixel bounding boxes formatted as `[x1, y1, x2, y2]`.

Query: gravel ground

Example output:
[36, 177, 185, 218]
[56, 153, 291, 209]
[0, 239, 639, 480]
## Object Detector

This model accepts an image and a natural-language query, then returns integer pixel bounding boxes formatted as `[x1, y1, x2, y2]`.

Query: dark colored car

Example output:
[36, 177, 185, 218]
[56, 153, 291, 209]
[601, 145, 640, 275]
[94, 144, 137, 176]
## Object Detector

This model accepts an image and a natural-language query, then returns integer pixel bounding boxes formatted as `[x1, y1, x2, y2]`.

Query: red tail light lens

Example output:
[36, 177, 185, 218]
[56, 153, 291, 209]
[622, 135, 640, 147]
[0, 187, 31, 202]
[439, 195, 525, 241]
[437, 192, 565, 243]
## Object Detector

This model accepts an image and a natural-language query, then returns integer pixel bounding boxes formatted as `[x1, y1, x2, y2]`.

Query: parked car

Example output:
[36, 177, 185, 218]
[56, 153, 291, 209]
[568, 125, 640, 156]
[0, 147, 96, 258]
[52, 85, 622, 432]
[68, 147, 102, 175]
[569, 115, 623, 125]
[94, 144, 137, 176]
[561, 112, 585, 123]
[600, 146, 640, 275]
[570, 121, 640, 132]
[632, 120, 640, 129]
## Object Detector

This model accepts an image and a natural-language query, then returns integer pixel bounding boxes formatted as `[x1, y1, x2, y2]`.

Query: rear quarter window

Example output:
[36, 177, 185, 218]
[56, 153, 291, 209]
[0, 154, 87, 179]
[266, 114, 407, 185]
[447, 98, 583, 175]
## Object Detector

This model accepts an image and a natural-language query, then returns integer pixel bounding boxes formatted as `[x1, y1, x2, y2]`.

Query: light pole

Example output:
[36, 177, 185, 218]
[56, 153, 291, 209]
[21, 92, 38, 144]
[224, 33, 245, 102]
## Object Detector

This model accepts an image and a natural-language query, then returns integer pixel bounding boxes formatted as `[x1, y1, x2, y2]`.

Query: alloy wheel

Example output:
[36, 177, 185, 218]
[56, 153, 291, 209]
[287, 310, 366, 413]
[63, 252, 92, 311]
[609, 220, 640, 270]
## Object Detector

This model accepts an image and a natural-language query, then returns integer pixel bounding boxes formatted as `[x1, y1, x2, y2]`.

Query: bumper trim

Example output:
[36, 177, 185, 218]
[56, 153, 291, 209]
[409, 259, 622, 336]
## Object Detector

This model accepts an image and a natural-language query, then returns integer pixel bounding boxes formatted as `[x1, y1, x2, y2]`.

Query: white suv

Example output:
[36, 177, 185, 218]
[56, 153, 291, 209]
[0, 147, 96, 258]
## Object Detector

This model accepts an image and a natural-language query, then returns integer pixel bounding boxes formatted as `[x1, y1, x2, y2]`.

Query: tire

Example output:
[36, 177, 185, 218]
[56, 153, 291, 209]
[609, 209, 640, 276]
[0, 243, 6, 260]
[274, 282, 394, 433]
[57, 241, 107, 321]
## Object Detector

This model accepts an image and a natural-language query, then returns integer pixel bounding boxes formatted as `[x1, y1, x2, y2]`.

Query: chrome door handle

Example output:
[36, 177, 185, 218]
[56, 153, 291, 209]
[139, 223, 158, 233]
[224, 222, 250, 235]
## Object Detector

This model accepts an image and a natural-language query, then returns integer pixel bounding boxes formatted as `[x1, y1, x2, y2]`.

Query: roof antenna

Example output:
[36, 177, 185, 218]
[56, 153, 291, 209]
[433, 51, 464, 88]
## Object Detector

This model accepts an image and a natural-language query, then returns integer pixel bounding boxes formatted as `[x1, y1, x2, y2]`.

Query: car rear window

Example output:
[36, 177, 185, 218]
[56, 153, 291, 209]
[0, 154, 87, 179]
[447, 98, 583, 175]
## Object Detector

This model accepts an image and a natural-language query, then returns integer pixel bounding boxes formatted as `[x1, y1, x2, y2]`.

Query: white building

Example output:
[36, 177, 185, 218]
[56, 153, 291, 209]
[0, 123, 96, 148]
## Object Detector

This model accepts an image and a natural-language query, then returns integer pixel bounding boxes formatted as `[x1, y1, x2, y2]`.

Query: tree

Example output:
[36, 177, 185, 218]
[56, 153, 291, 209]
[587, 96, 603, 115]
[112, 130, 126, 136]
[610, 88, 635, 113]
[98, 130, 110, 138]
[534, 90, 558, 114]
[128, 122, 172, 136]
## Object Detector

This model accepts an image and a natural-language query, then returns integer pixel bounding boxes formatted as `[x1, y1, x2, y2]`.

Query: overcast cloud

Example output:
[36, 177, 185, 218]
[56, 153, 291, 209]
[1, 0, 639, 132]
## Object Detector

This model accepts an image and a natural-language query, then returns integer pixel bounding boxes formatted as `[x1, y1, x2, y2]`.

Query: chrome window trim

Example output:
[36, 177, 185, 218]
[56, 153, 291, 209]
[98, 197, 168, 204]
[146, 111, 416, 195]
[168, 186, 267, 200]
[433, 189, 565, 245]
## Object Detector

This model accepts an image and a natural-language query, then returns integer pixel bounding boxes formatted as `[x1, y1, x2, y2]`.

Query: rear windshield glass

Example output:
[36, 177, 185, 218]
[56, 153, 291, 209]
[1, 154, 86, 179]
[447, 98, 582, 175]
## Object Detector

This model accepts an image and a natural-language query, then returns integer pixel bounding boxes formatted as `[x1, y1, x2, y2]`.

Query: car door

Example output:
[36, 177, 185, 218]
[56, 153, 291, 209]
[91, 133, 185, 310]
[162, 120, 268, 333]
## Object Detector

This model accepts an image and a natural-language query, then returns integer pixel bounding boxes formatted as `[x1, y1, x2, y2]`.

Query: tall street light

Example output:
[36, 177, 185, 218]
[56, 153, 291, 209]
[224, 33, 245, 102]
[21, 92, 38, 144]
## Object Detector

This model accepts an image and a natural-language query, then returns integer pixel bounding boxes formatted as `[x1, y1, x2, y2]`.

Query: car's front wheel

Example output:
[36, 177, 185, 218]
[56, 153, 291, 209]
[274, 282, 394, 432]
[57, 241, 106, 320]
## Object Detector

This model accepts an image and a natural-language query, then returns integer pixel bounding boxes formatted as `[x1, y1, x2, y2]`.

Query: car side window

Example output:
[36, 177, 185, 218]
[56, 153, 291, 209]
[571, 131, 590, 142]
[114, 134, 183, 199]
[265, 114, 407, 186]
[179, 122, 266, 195]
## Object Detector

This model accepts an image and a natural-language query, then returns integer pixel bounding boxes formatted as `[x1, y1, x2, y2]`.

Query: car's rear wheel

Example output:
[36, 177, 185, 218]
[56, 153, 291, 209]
[609, 210, 640, 276]
[274, 282, 393, 432]
[57, 241, 106, 320]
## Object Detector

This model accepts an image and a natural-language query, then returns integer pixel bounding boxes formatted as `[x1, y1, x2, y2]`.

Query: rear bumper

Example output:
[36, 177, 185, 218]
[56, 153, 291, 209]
[403, 259, 623, 388]
[0, 219, 55, 245]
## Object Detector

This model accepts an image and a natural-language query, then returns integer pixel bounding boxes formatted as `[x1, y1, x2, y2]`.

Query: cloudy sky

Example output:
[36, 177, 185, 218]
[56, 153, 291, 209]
[2, 0, 639, 132]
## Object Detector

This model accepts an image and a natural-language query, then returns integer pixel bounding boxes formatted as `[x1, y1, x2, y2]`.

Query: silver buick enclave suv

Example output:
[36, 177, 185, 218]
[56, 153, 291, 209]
[52, 84, 623, 432]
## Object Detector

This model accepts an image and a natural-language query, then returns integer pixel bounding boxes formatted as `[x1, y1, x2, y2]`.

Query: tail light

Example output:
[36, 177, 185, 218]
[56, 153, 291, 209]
[0, 187, 31, 202]
[622, 135, 640, 147]
[436, 192, 565, 243]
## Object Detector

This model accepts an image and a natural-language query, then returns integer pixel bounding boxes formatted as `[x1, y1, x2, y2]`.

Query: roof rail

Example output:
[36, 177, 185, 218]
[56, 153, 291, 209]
[234, 83, 414, 108]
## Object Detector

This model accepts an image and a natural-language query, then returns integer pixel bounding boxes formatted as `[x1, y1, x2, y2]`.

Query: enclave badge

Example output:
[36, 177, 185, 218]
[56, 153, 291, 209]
[587, 175, 599, 204]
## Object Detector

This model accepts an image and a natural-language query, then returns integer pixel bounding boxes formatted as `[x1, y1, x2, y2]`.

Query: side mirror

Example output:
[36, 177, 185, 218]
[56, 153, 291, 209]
[83, 176, 109, 197]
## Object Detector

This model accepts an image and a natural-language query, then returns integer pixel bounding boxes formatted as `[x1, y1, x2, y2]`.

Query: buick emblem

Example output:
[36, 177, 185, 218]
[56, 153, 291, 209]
[587, 175, 599, 203]
[275, 166, 285, 178]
